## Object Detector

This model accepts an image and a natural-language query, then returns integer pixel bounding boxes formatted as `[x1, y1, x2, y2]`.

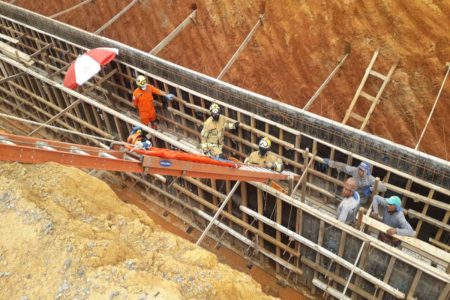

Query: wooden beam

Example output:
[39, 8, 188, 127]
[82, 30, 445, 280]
[49, 0, 94, 19]
[240, 206, 406, 298]
[313, 278, 351, 300]
[196, 181, 240, 245]
[30, 43, 54, 58]
[362, 215, 450, 268]
[0, 71, 25, 84]
[407, 209, 450, 232]
[149, 10, 197, 55]
[216, 15, 264, 80]
[415, 63, 450, 150]
[304, 50, 350, 110]
[94, 0, 140, 35]
[0, 33, 18, 44]
[0, 41, 33, 66]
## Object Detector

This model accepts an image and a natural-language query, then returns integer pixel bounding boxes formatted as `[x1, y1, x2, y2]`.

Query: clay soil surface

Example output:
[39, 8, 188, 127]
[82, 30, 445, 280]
[0, 162, 279, 300]
[13, 0, 450, 159]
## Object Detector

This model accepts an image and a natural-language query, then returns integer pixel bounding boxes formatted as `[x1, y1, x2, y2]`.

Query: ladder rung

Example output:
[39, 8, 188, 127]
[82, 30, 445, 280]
[360, 91, 376, 102]
[369, 70, 387, 81]
[350, 112, 365, 123]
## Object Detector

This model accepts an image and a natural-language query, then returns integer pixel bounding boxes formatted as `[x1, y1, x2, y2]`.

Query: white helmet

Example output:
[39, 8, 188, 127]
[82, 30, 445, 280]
[136, 75, 146, 86]
[259, 137, 271, 149]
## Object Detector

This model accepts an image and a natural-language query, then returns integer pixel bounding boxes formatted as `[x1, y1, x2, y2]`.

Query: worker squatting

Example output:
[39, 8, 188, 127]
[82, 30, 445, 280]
[127, 74, 415, 248]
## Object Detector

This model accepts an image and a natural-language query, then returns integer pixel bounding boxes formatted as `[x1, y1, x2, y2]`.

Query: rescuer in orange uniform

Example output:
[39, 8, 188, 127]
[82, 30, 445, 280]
[132, 75, 174, 129]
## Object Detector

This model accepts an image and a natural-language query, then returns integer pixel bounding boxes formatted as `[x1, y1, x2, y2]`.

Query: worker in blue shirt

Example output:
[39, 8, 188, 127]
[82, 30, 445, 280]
[371, 195, 416, 247]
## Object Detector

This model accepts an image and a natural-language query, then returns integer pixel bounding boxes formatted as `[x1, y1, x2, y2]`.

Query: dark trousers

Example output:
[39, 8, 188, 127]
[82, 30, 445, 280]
[378, 232, 401, 247]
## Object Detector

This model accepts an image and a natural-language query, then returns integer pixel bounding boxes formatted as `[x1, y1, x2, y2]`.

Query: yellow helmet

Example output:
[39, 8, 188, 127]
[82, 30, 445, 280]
[136, 75, 146, 86]
[259, 137, 271, 149]
[209, 103, 220, 113]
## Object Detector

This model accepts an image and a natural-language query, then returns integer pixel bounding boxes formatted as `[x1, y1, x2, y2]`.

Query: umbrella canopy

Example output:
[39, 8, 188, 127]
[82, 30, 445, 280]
[63, 47, 118, 89]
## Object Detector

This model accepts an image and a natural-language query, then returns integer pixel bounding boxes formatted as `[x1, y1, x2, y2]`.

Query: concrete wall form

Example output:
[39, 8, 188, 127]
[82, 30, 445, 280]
[0, 37, 449, 299]
[0, 2, 449, 189]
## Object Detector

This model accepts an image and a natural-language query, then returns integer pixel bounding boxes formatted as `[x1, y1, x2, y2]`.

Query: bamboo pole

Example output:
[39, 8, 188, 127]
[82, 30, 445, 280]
[303, 50, 350, 111]
[216, 15, 264, 80]
[149, 10, 197, 55]
[49, 0, 94, 19]
[94, 0, 139, 35]
[196, 181, 240, 245]
[341, 241, 367, 297]
[415, 63, 450, 150]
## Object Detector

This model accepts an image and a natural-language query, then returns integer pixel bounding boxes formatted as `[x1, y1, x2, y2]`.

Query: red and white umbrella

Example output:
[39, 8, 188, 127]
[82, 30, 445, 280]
[63, 47, 118, 89]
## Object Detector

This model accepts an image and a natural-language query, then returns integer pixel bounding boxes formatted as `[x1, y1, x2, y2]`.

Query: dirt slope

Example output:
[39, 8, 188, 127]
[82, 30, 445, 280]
[13, 0, 450, 159]
[0, 162, 275, 300]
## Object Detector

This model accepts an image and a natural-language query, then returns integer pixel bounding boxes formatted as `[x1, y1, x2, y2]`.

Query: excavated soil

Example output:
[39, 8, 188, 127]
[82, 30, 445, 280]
[0, 162, 276, 300]
[12, 0, 450, 158]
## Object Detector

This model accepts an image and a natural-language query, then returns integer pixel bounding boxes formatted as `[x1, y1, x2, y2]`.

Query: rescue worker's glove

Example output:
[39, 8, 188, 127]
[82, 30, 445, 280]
[201, 143, 209, 155]
[133, 140, 152, 151]
[142, 140, 152, 150]
[317, 158, 330, 172]
[362, 186, 372, 197]
[165, 93, 175, 101]
[271, 162, 284, 173]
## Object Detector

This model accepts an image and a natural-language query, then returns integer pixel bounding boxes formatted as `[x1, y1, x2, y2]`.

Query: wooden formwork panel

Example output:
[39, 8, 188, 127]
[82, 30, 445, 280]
[0, 15, 449, 300]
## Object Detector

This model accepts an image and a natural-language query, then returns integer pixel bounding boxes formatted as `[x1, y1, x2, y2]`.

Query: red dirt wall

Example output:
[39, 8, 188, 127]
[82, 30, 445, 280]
[14, 0, 450, 160]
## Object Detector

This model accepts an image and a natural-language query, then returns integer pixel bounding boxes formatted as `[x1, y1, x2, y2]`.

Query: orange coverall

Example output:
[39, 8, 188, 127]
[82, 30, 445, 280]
[132, 84, 164, 125]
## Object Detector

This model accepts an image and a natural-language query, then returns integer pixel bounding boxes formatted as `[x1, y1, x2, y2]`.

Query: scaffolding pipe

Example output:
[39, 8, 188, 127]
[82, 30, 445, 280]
[94, 0, 139, 35]
[239, 206, 405, 298]
[196, 181, 241, 245]
[216, 15, 264, 80]
[149, 10, 197, 55]
[49, 0, 93, 19]
[415, 62, 450, 150]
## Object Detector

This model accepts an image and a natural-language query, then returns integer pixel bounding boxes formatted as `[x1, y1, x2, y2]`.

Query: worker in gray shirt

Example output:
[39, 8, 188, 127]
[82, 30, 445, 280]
[321, 160, 387, 204]
[371, 195, 416, 247]
[336, 178, 360, 225]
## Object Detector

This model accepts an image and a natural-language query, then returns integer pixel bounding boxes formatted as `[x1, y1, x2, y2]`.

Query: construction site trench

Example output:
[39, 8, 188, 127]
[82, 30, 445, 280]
[0, 2, 449, 300]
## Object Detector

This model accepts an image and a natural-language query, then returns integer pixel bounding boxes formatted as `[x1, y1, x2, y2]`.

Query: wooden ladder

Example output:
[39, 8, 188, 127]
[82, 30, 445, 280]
[342, 49, 398, 130]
